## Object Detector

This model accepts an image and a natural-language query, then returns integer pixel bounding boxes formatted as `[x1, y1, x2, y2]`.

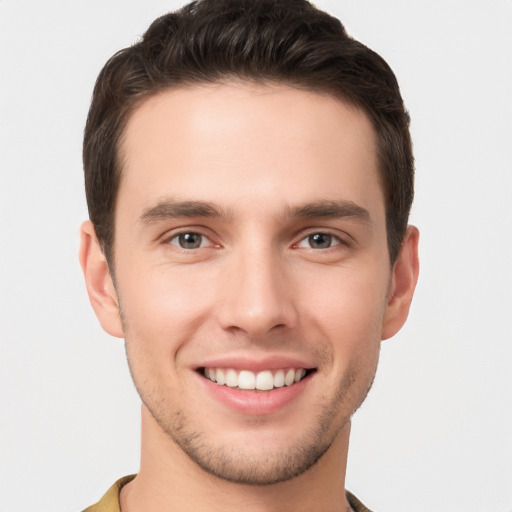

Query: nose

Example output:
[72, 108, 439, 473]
[217, 247, 298, 337]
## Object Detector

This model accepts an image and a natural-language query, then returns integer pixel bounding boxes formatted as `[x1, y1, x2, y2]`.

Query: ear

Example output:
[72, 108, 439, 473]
[79, 220, 124, 338]
[381, 225, 420, 340]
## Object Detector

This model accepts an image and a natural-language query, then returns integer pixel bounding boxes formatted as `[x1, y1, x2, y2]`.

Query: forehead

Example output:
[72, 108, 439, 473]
[118, 82, 382, 219]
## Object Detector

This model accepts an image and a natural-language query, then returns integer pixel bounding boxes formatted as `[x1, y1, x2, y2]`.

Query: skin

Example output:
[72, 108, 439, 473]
[80, 82, 419, 512]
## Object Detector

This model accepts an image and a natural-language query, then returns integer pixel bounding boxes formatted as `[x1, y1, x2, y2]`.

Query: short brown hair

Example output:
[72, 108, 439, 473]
[83, 0, 413, 265]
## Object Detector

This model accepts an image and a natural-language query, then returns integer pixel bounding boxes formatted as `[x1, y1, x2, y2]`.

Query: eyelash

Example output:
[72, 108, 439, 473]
[166, 232, 217, 250]
[165, 230, 347, 251]
[297, 231, 346, 250]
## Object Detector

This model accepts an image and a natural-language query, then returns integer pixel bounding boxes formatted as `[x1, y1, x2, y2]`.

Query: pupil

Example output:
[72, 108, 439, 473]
[309, 233, 331, 248]
[179, 233, 201, 249]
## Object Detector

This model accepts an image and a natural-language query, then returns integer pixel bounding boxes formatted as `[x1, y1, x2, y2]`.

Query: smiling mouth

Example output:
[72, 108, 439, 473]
[199, 367, 316, 391]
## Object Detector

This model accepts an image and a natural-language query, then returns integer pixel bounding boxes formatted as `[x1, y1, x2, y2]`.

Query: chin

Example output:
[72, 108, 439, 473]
[145, 391, 352, 486]
[172, 421, 336, 486]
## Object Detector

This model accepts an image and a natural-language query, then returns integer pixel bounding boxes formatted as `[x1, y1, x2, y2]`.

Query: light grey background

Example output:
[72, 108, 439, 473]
[1, 1, 511, 511]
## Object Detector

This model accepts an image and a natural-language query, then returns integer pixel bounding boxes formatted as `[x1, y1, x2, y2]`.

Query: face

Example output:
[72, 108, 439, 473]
[83, 82, 417, 485]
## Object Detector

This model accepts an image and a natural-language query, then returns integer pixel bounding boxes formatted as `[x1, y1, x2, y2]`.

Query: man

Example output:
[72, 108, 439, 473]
[79, 0, 419, 510]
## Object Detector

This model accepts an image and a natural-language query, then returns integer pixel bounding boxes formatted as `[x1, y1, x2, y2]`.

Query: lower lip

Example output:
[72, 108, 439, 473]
[196, 372, 313, 415]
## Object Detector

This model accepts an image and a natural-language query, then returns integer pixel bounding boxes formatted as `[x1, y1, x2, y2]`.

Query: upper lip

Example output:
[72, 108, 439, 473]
[194, 355, 316, 372]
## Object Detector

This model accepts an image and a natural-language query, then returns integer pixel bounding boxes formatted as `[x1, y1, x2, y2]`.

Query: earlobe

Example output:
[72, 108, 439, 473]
[79, 220, 124, 338]
[381, 225, 420, 340]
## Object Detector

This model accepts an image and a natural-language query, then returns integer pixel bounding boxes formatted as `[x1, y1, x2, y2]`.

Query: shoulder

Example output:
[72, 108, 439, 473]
[82, 475, 136, 512]
[346, 490, 374, 512]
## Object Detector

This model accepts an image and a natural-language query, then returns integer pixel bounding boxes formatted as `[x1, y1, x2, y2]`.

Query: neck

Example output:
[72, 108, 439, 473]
[120, 405, 352, 512]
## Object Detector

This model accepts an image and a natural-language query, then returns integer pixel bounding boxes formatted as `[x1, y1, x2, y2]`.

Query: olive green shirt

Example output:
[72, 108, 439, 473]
[82, 475, 373, 512]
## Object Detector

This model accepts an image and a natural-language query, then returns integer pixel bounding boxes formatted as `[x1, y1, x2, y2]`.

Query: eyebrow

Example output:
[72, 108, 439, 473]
[284, 200, 372, 224]
[139, 198, 371, 225]
[139, 199, 230, 224]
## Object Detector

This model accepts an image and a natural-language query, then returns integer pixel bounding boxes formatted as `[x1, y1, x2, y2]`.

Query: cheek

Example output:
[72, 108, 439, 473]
[301, 265, 389, 356]
[118, 264, 221, 402]
[117, 262, 219, 354]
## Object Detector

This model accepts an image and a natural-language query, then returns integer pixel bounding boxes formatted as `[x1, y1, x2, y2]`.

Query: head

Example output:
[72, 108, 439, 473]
[80, 0, 419, 488]
[83, 0, 413, 268]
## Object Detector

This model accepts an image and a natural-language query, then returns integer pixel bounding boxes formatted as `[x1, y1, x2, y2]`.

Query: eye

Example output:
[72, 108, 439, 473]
[168, 232, 210, 249]
[297, 232, 341, 249]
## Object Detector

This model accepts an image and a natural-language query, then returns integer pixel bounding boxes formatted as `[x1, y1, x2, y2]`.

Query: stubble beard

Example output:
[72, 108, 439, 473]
[136, 363, 376, 486]
[120, 304, 380, 486]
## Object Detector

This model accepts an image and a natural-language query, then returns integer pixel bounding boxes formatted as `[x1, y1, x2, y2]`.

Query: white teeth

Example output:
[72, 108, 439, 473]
[256, 370, 274, 391]
[273, 369, 285, 388]
[284, 369, 295, 386]
[238, 370, 256, 390]
[215, 368, 226, 385]
[225, 369, 238, 387]
[203, 367, 309, 390]
[294, 368, 306, 383]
